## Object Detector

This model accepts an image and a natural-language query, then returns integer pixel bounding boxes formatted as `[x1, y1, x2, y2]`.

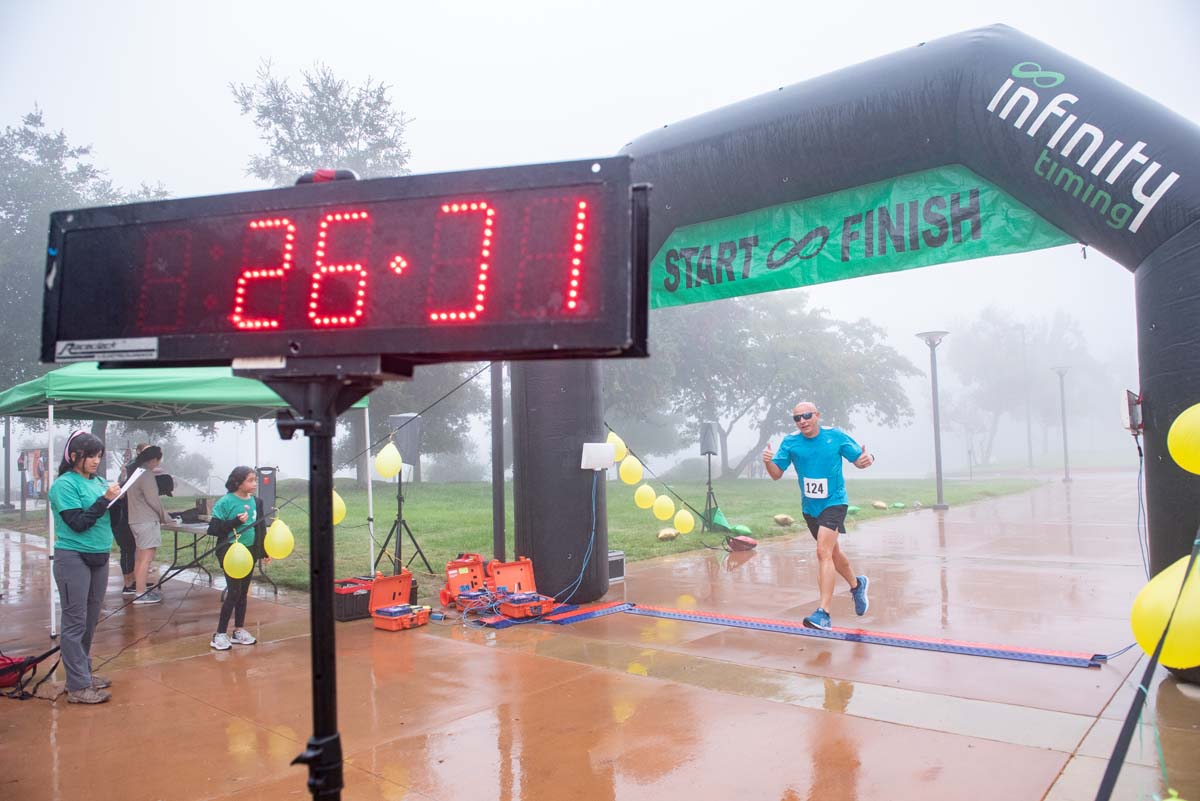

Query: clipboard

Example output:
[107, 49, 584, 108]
[108, 467, 145, 508]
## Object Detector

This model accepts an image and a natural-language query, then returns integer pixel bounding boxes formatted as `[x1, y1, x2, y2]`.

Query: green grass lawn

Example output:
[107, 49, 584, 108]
[1, 475, 1038, 603]
[247, 475, 1038, 596]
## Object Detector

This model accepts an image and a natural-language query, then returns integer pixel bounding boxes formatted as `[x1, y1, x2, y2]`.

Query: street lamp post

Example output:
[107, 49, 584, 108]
[917, 331, 950, 510]
[1052, 366, 1072, 483]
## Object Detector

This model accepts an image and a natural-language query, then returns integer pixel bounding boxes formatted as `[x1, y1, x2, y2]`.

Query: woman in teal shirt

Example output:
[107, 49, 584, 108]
[48, 431, 120, 704]
[206, 466, 268, 651]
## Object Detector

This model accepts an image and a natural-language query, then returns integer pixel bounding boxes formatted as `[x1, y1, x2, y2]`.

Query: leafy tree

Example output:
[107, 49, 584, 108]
[332, 362, 490, 483]
[940, 388, 991, 469]
[169, 451, 215, 488]
[0, 109, 164, 389]
[231, 61, 413, 187]
[605, 293, 918, 477]
[944, 307, 1109, 464]
[233, 62, 471, 485]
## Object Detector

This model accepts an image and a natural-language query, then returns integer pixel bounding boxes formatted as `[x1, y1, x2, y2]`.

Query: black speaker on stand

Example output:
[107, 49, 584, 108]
[699, 422, 720, 533]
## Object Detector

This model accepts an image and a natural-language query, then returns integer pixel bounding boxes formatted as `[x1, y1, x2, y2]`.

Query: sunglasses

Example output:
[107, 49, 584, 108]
[792, 412, 816, 422]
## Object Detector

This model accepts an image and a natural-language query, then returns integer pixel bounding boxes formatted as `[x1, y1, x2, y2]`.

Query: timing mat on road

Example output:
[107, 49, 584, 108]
[544, 603, 1105, 669]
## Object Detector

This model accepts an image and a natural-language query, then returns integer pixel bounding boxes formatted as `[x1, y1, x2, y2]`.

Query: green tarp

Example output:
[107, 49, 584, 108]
[0, 362, 367, 422]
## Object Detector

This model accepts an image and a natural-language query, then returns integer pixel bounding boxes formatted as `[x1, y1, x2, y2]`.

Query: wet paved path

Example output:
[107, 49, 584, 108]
[2, 472, 1197, 800]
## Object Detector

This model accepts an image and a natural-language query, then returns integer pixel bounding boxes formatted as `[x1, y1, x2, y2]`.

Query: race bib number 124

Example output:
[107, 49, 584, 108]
[803, 477, 828, 498]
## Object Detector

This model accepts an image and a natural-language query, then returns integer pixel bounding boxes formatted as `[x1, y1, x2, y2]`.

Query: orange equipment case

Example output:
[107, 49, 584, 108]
[498, 593, 555, 618]
[369, 569, 430, 631]
[486, 556, 538, 595]
[488, 557, 555, 618]
[439, 553, 491, 606]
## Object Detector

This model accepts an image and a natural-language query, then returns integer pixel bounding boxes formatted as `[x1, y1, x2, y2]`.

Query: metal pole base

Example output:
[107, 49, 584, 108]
[291, 733, 345, 800]
[932, 504, 950, 511]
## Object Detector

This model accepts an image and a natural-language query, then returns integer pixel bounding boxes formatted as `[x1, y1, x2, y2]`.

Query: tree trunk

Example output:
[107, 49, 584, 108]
[981, 410, 1001, 465]
[733, 428, 775, 479]
[718, 426, 731, 477]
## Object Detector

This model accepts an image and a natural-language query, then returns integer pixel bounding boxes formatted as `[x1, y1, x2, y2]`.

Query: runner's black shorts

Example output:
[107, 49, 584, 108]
[803, 504, 848, 540]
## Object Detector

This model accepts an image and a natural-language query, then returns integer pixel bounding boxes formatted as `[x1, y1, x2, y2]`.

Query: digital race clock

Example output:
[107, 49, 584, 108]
[42, 157, 647, 367]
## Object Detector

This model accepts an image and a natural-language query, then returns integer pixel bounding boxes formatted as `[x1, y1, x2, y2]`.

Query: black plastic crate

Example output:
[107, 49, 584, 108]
[333, 577, 373, 622]
[334, 575, 419, 621]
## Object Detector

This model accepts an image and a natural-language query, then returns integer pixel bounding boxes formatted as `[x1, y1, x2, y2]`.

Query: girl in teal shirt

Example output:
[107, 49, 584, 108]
[206, 466, 268, 650]
[48, 431, 120, 704]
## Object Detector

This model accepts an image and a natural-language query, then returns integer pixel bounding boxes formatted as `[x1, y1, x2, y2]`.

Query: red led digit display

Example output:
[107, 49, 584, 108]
[429, 201, 493, 322]
[309, 211, 371, 328]
[43, 157, 646, 366]
[136, 228, 192, 334]
[232, 217, 294, 330]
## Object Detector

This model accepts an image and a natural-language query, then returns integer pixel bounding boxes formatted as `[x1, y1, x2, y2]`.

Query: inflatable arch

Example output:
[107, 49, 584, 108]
[513, 25, 1199, 608]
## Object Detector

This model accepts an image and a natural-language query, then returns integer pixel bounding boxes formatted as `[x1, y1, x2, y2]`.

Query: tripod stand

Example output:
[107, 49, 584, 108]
[373, 472, 433, 575]
[701, 451, 719, 534]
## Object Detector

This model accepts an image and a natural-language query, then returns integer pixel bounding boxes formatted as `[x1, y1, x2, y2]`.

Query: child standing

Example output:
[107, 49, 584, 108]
[48, 431, 120, 703]
[206, 466, 268, 650]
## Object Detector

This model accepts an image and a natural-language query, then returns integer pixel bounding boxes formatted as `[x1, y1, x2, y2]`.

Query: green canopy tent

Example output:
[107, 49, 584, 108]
[0, 362, 374, 636]
[0, 361, 372, 422]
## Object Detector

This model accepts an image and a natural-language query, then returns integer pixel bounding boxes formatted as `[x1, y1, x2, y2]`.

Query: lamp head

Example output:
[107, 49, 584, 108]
[916, 330, 950, 348]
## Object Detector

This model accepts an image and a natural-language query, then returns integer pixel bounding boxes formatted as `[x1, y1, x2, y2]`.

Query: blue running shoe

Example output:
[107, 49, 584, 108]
[851, 575, 869, 616]
[803, 607, 832, 630]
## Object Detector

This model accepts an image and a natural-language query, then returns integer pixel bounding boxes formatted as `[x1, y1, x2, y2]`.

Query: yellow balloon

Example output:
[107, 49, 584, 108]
[263, 518, 295, 559]
[223, 541, 254, 579]
[674, 509, 695, 534]
[332, 490, 347, 526]
[1131, 555, 1200, 668]
[652, 494, 675, 521]
[633, 484, 656, 509]
[1167, 403, 1200, 475]
[618, 456, 643, 485]
[607, 431, 628, 463]
[374, 442, 403, 479]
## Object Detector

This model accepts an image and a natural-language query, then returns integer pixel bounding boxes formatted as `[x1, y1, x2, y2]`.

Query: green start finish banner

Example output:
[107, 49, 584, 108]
[650, 164, 1072, 309]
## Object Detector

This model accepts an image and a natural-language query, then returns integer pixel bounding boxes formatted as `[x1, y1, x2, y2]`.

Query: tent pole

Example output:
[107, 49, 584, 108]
[48, 403, 56, 639]
[363, 404, 376, 576]
[254, 417, 261, 468]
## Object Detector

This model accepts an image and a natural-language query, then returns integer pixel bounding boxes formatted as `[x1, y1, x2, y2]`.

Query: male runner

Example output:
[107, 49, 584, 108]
[762, 401, 873, 630]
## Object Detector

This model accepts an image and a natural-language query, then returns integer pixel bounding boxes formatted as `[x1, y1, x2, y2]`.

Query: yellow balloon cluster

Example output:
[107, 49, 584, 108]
[374, 442, 403, 479]
[607, 431, 628, 463]
[223, 541, 254, 579]
[618, 456, 643, 485]
[332, 490, 347, 526]
[1131, 555, 1200, 668]
[264, 518, 295, 559]
[618, 435, 699, 539]
[1167, 403, 1200, 475]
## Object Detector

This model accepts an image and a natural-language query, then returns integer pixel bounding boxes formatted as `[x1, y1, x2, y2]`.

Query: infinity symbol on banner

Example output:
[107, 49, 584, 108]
[766, 227, 830, 270]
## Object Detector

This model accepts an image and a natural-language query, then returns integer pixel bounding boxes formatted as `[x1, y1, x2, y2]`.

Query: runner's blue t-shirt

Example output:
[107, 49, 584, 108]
[212, 492, 257, 548]
[772, 427, 863, 516]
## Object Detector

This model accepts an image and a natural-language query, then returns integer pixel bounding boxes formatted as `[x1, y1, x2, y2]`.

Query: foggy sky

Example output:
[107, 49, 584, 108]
[2, 0, 1196, 481]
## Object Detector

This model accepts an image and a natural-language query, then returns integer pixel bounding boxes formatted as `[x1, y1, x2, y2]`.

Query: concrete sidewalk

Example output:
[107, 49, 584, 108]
[1, 473, 1196, 800]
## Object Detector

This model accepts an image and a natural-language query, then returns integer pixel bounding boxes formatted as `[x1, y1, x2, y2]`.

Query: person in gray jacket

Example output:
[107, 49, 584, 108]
[126, 446, 171, 605]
